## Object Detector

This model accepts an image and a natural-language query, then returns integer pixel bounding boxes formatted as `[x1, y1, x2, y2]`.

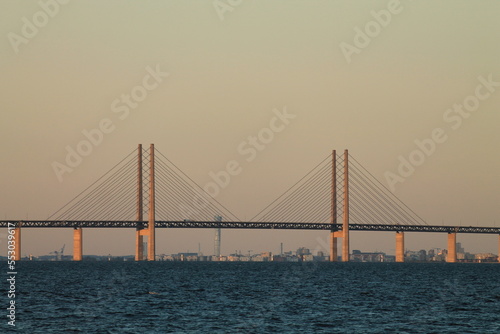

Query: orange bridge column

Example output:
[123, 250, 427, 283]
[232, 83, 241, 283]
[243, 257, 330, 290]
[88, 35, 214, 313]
[14, 223, 21, 261]
[73, 227, 83, 261]
[447, 232, 457, 263]
[396, 232, 404, 263]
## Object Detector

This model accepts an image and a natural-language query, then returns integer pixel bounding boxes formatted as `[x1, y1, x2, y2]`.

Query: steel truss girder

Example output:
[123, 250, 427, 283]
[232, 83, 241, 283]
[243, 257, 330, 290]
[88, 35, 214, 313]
[1, 221, 499, 234]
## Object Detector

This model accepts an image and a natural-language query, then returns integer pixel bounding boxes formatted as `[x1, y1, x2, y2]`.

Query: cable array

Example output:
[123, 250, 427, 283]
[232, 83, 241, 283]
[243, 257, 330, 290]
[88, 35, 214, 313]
[348, 154, 426, 226]
[250, 154, 343, 223]
[154, 149, 240, 222]
[48, 147, 239, 222]
[48, 149, 137, 221]
[250, 152, 426, 226]
[47, 146, 426, 226]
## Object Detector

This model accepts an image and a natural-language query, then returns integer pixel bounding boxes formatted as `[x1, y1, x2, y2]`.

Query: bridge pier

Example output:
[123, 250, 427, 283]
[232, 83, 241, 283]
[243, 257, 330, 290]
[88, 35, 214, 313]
[447, 232, 457, 263]
[396, 232, 404, 262]
[14, 223, 21, 261]
[135, 229, 144, 261]
[329, 231, 342, 262]
[73, 227, 83, 261]
[498, 235, 500, 263]
[329, 232, 337, 262]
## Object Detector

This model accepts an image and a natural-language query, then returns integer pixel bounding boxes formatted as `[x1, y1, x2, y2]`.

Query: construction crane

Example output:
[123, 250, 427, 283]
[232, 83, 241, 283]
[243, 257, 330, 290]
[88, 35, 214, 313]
[50, 244, 65, 261]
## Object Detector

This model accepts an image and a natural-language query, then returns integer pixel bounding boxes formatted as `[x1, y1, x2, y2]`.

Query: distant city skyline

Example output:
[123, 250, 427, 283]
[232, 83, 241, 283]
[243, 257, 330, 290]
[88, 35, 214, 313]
[13, 241, 497, 264]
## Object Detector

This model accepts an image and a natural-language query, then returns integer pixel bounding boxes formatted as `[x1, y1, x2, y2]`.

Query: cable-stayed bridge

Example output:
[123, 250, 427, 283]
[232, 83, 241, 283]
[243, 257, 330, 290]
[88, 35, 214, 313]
[2, 144, 499, 263]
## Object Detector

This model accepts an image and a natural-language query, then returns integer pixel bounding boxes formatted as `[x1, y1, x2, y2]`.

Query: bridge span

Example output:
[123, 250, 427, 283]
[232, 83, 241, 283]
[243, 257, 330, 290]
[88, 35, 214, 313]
[4, 220, 500, 264]
[4, 145, 499, 263]
[2, 220, 500, 234]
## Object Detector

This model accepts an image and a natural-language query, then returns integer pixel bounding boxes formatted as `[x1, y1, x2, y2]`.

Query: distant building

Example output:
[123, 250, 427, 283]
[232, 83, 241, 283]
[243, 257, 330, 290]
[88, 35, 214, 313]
[351, 250, 387, 262]
[302, 254, 314, 262]
[418, 250, 427, 262]
[260, 252, 272, 258]
[296, 247, 311, 256]
[475, 253, 497, 262]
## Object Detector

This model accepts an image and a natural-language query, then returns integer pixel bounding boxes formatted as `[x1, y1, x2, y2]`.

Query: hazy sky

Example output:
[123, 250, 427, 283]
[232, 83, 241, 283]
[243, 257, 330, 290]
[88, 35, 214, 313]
[1, 0, 499, 257]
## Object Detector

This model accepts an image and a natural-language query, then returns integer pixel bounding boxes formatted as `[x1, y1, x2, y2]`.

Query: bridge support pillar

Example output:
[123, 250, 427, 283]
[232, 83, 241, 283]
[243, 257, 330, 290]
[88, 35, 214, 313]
[447, 233, 457, 263]
[135, 229, 144, 261]
[73, 227, 83, 261]
[14, 224, 21, 261]
[498, 235, 500, 263]
[396, 232, 404, 262]
[329, 231, 341, 262]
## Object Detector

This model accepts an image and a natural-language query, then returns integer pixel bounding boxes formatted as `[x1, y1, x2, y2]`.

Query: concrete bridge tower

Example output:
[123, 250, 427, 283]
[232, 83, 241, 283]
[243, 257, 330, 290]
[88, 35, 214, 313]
[329, 149, 350, 262]
[135, 144, 156, 261]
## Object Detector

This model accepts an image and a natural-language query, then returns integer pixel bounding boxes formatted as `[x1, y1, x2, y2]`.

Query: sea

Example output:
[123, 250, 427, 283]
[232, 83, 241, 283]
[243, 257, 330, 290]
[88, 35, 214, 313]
[4, 262, 500, 333]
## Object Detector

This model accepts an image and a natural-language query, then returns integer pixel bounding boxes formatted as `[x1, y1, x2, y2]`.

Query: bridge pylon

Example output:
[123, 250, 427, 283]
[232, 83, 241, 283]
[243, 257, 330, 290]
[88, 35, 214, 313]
[329, 149, 350, 262]
[135, 144, 144, 261]
[135, 144, 156, 261]
[342, 149, 350, 262]
[148, 144, 156, 261]
[329, 150, 338, 262]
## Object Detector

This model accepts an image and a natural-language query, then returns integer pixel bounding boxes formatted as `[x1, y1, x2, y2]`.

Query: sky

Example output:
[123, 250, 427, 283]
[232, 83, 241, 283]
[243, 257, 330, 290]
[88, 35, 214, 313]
[1, 0, 499, 257]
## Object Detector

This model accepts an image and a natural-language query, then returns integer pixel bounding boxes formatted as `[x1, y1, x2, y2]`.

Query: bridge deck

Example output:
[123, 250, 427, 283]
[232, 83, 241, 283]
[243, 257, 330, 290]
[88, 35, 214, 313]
[1, 221, 499, 234]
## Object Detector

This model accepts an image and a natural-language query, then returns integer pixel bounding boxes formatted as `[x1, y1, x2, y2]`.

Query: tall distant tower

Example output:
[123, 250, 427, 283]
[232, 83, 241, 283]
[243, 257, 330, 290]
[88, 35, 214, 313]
[214, 216, 222, 258]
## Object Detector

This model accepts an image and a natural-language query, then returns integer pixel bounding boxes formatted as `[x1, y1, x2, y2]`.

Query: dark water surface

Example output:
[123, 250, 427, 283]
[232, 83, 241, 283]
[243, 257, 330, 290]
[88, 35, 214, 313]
[4, 262, 500, 333]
